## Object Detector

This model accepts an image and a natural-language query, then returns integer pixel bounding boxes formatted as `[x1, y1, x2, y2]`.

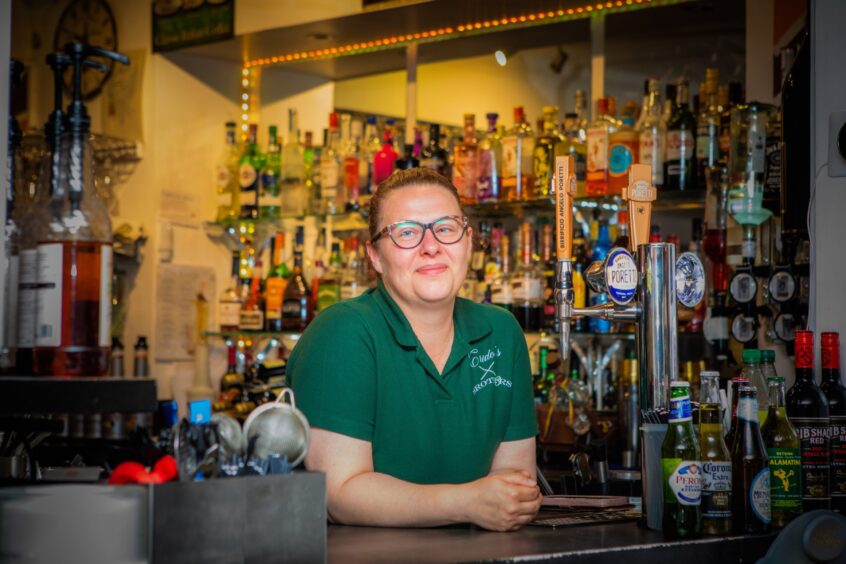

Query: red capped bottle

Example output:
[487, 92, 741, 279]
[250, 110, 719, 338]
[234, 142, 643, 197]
[786, 330, 831, 511]
[820, 331, 846, 512]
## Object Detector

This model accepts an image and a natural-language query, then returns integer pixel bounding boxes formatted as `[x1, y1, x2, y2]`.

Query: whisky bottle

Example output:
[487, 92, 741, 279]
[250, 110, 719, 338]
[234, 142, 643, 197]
[264, 232, 290, 331]
[216, 121, 240, 222]
[665, 79, 697, 191]
[420, 123, 450, 178]
[218, 252, 242, 333]
[502, 107, 535, 201]
[695, 68, 721, 188]
[533, 105, 565, 199]
[637, 79, 665, 189]
[320, 112, 342, 214]
[511, 223, 543, 332]
[586, 98, 614, 196]
[281, 109, 307, 217]
[453, 113, 480, 205]
[259, 125, 282, 221]
[477, 113, 502, 202]
[281, 227, 314, 332]
[239, 123, 262, 219]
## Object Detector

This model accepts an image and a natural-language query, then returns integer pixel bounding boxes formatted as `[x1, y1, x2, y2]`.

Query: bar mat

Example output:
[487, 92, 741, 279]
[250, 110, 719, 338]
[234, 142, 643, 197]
[529, 508, 641, 528]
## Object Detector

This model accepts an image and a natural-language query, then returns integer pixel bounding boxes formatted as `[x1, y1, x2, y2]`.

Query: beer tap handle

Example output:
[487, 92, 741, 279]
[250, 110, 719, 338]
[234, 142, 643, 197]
[554, 155, 577, 359]
[621, 164, 656, 254]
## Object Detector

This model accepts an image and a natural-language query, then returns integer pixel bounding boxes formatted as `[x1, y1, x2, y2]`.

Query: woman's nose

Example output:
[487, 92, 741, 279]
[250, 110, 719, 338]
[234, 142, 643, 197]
[418, 226, 441, 255]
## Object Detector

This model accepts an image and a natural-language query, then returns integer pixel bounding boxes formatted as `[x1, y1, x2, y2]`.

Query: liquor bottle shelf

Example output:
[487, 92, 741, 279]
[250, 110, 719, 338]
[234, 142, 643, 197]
[0, 377, 158, 415]
[204, 212, 368, 250]
[203, 331, 303, 341]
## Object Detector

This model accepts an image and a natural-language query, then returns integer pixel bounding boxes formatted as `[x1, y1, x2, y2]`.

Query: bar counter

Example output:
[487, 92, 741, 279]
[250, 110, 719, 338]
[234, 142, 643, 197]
[328, 521, 776, 563]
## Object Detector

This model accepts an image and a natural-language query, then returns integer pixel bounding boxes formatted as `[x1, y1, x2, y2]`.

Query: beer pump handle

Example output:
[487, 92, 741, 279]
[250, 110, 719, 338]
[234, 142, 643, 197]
[621, 164, 656, 253]
[554, 155, 576, 260]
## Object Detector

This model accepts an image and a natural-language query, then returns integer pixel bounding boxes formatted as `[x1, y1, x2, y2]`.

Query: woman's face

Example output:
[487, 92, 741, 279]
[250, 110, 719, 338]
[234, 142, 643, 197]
[366, 184, 472, 311]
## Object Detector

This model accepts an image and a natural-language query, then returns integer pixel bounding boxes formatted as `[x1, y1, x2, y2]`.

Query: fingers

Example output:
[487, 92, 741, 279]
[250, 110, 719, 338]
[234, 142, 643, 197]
[497, 470, 537, 488]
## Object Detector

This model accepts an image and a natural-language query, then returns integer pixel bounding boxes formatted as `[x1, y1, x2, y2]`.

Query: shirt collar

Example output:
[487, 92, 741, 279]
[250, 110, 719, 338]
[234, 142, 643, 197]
[372, 281, 493, 349]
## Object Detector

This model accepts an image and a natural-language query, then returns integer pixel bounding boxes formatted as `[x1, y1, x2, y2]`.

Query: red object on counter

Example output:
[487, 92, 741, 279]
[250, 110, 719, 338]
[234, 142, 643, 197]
[108, 455, 178, 485]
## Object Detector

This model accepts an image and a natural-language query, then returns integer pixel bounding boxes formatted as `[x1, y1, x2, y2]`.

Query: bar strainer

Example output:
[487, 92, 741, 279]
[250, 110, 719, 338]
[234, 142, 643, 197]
[242, 388, 310, 466]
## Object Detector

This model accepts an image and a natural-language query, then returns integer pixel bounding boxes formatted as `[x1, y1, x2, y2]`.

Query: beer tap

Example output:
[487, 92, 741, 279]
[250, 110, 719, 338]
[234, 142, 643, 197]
[555, 160, 705, 411]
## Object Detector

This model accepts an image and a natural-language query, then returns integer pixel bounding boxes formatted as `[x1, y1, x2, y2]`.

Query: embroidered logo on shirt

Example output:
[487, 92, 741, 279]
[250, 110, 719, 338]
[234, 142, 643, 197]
[469, 347, 512, 395]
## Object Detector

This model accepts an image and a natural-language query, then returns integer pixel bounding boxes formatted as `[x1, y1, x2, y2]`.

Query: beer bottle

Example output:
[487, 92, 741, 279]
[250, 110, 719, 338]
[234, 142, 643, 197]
[761, 376, 802, 528]
[732, 385, 770, 533]
[820, 331, 846, 512]
[662, 381, 702, 538]
[786, 330, 831, 511]
[725, 376, 750, 447]
[698, 372, 732, 535]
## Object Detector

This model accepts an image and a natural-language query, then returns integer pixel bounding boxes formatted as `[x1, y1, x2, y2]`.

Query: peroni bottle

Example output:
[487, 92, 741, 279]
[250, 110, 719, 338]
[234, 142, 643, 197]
[761, 376, 802, 527]
[820, 331, 846, 512]
[661, 381, 702, 538]
[787, 330, 831, 511]
[698, 373, 732, 535]
[731, 386, 770, 533]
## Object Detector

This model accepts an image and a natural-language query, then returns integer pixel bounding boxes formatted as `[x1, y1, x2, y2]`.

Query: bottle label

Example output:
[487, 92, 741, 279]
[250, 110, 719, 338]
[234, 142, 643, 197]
[696, 123, 718, 163]
[586, 128, 608, 172]
[216, 165, 232, 189]
[239, 163, 257, 189]
[320, 160, 339, 188]
[666, 130, 694, 163]
[572, 150, 587, 182]
[750, 468, 771, 523]
[340, 284, 365, 301]
[502, 136, 518, 177]
[669, 395, 692, 422]
[491, 282, 513, 305]
[218, 302, 240, 328]
[239, 309, 264, 331]
[638, 129, 664, 184]
[99, 246, 113, 348]
[789, 417, 831, 501]
[35, 243, 63, 347]
[17, 248, 38, 348]
[830, 415, 846, 500]
[218, 191, 233, 209]
[738, 397, 759, 422]
[344, 157, 359, 190]
[663, 459, 702, 506]
[608, 142, 634, 178]
[264, 278, 286, 320]
[420, 156, 445, 173]
[701, 460, 732, 519]
[605, 248, 637, 304]
[282, 298, 304, 317]
[260, 192, 283, 209]
[768, 447, 802, 511]
[453, 152, 478, 201]
[317, 283, 341, 312]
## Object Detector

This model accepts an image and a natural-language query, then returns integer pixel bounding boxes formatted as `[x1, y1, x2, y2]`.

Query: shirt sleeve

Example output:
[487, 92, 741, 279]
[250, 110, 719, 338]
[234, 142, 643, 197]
[288, 303, 377, 442]
[502, 316, 539, 441]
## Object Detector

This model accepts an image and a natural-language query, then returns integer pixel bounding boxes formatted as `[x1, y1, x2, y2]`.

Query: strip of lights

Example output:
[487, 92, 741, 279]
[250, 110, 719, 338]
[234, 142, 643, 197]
[242, 0, 689, 69]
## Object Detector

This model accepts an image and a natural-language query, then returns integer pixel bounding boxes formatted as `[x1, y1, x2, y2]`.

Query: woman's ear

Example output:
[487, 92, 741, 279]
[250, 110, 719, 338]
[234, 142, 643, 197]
[365, 240, 383, 274]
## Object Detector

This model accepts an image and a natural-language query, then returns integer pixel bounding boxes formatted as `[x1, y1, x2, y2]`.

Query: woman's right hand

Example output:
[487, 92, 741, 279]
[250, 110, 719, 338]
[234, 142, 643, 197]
[460, 470, 542, 531]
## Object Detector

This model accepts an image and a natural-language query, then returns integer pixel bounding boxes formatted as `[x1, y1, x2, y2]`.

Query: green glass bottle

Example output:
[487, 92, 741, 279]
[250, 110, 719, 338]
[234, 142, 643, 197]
[761, 376, 802, 528]
[259, 125, 282, 221]
[698, 373, 732, 535]
[662, 381, 702, 538]
[732, 385, 771, 533]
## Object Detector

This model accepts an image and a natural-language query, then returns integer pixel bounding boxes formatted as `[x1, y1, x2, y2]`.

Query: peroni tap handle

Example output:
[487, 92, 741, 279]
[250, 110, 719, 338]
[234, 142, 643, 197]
[621, 164, 656, 254]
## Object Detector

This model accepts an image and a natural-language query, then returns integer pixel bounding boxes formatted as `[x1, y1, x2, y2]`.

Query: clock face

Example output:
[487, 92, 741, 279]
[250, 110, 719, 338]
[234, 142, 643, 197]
[54, 0, 118, 101]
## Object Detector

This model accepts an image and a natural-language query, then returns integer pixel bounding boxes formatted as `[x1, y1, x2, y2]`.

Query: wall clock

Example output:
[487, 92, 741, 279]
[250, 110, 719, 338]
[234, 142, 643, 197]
[54, 0, 118, 101]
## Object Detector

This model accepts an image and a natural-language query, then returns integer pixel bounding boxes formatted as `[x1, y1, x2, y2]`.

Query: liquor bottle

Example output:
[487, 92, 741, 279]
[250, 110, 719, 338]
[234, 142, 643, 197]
[281, 109, 307, 217]
[219, 252, 242, 332]
[351, 119, 368, 205]
[33, 44, 127, 377]
[340, 238, 368, 301]
[281, 227, 314, 332]
[573, 88, 589, 143]
[820, 331, 846, 512]
[589, 222, 612, 334]
[420, 123, 450, 178]
[533, 105, 565, 198]
[572, 261, 587, 333]
[739, 349, 769, 424]
[699, 372, 733, 535]
[608, 113, 639, 196]
[586, 98, 614, 196]
[512, 223, 543, 332]
[540, 225, 557, 333]
[725, 376, 751, 447]
[490, 235, 513, 311]
[395, 143, 420, 170]
[239, 259, 265, 331]
[761, 376, 802, 527]
[695, 68, 721, 189]
[216, 121, 240, 222]
[665, 79, 697, 191]
[786, 330, 831, 511]
[412, 128, 424, 159]
[239, 123, 262, 219]
[761, 350, 777, 381]
[259, 125, 282, 221]
[477, 113, 502, 202]
[732, 385, 771, 533]
[453, 113, 480, 205]
[373, 129, 398, 189]
[563, 112, 587, 197]
[264, 232, 290, 331]
[317, 242, 343, 313]
[637, 79, 665, 189]
[303, 130, 320, 214]
[718, 82, 743, 165]
[661, 381, 702, 539]
[502, 106, 535, 201]
[133, 336, 149, 378]
[363, 115, 383, 191]
[341, 113, 360, 212]
[320, 112, 342, 214]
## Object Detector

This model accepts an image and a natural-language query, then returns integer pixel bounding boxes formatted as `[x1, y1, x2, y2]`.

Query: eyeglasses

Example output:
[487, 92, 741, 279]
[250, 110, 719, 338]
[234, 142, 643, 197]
[371, 215, 469, 249]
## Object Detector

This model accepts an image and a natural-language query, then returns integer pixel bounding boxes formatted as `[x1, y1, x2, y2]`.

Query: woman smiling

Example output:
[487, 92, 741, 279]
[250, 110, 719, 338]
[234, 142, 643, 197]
[288, 168, 540, 531]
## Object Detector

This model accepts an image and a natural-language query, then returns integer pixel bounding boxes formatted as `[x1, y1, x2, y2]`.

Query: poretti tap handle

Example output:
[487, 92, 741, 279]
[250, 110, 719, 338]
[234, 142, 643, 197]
[554, 155, 577, 359]
[621, 164, 656, 254]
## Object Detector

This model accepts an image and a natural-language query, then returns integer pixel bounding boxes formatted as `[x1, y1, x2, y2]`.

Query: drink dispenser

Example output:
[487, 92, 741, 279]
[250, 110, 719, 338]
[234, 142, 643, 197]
[32, 43, 129, 377]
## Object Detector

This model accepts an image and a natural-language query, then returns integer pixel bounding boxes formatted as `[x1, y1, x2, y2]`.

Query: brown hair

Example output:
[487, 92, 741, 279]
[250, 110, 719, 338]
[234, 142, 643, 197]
[368, 168, 462, 241]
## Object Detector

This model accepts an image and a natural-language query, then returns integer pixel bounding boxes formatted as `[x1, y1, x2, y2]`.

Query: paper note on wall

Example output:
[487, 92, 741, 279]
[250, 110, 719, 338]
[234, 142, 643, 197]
[154, 264, 215, 361]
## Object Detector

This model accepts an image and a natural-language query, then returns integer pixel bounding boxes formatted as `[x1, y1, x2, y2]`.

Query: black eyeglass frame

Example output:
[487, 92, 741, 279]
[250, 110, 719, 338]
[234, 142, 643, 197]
[371, 215, 470, 249]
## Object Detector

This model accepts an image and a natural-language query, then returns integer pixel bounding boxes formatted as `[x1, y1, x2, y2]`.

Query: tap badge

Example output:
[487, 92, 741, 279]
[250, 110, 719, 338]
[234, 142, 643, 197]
[605, 248, 637, 305]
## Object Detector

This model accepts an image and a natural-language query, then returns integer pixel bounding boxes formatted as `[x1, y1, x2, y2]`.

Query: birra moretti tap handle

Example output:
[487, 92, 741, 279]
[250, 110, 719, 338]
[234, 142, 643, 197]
[621, 163, 656, 253]
[554, 155, 577, 260]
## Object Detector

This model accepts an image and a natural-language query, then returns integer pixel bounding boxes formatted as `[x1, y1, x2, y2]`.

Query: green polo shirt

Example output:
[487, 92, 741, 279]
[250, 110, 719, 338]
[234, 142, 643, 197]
[288, 281, 537, 485]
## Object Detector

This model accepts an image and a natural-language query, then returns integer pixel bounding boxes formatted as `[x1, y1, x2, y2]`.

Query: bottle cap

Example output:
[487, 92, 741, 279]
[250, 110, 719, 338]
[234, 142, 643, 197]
[795, 330, 814, 369]
[795, 329, 814, 347]
[742, 349, 761, 365]
[760, 349, 775, 363]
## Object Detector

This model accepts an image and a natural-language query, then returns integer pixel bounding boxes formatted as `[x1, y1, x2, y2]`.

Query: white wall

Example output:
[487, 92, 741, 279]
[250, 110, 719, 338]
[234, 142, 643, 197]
[811, 0, 846, 370]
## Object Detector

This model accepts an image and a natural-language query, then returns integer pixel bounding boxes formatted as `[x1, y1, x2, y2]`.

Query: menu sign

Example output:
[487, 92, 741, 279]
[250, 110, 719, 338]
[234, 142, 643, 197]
[152, 0, 234, 53]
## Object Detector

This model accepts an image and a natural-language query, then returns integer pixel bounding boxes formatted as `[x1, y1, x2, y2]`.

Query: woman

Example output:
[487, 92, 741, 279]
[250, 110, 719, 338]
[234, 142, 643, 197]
[288, 168, 540, 531]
